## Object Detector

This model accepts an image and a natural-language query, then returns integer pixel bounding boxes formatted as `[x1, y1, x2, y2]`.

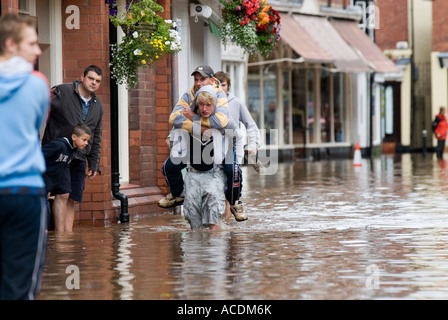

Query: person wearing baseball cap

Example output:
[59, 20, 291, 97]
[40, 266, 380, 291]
[159, 65, 247, 222]
[191, 65, 214, 78]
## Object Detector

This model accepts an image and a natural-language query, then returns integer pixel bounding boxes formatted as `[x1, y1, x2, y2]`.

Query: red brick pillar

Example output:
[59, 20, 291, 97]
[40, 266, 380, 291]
[61, 0, 114, 225]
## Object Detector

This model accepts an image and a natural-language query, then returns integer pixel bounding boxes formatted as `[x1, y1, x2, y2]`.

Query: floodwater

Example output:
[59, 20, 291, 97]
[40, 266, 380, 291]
[37, 153, 448, 300]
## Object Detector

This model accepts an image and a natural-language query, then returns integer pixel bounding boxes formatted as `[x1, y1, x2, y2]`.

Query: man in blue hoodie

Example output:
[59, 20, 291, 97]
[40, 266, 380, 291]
[0, 13, 50, 300]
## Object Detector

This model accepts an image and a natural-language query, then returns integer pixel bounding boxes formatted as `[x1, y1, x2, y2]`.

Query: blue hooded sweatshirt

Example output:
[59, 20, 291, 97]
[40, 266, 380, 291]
[0, 57, 50, 190]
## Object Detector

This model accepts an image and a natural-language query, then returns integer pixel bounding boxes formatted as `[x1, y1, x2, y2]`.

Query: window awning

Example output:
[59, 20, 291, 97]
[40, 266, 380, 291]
[279, 14, 335, 64]
[330, 19, 399, 74]
[279, 13, 372, 72]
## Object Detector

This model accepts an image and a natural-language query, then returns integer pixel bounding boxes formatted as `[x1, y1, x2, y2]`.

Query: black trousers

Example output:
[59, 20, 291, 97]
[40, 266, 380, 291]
[0, 194, 47, 299]
[437, 139, 446, 159]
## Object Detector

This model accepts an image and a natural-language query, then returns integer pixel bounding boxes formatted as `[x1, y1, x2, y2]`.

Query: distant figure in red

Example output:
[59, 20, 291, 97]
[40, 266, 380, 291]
[433, 107, 448, 159]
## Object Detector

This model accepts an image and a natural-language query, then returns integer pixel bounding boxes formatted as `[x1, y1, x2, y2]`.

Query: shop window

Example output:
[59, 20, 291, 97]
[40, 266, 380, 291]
[283, 71, 291, 145]
[248, 64, 278, 146]
[320, 70, 331, 142]
[248, 73, 261, 130]
[292, 68, 306, 145]
[19, 0, 62, 86]
[221, 61, 247, 104]
[333, 73, 345, 142]
[19, 0, 35, 13]
[307, 69, 316, 143]
[263, 71, 277, 145]
[385, 85, 394, 136]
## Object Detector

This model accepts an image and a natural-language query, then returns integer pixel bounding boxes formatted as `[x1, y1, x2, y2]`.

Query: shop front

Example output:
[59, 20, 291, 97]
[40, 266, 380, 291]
[248, 12, 399, 161]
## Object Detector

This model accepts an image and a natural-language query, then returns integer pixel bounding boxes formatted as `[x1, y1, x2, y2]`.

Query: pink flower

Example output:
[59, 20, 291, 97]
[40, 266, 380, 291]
[237, 6, 241, 10]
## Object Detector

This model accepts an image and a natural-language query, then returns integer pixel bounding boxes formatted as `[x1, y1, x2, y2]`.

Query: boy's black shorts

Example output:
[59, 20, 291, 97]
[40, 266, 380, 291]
[51, 159, 86, 202]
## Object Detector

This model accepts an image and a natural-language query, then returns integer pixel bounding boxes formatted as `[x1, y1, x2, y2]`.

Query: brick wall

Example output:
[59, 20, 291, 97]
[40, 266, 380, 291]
[127, 0, 172, 195]
[374, 0, 409, 51]
[60, 0, 114, 224]
[155, 0, 172, 194]
[3, 0, 175, 222]
[1, 0, 18, 14]
[432, 1, 448, 52]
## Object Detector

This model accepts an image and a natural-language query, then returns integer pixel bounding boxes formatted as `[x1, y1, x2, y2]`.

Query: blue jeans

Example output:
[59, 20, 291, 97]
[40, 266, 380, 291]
[0, 193, 47, 299]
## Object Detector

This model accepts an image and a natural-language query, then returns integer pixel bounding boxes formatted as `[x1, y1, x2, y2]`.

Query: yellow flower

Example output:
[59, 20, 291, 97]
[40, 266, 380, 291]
[142, 60, 146, 64]
[257, 4, 270, 26]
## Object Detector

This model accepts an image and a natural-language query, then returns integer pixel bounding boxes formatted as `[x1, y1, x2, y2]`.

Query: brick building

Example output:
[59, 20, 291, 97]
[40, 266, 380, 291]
[1, 0, 173, 225]
[375, 0, 448, 153]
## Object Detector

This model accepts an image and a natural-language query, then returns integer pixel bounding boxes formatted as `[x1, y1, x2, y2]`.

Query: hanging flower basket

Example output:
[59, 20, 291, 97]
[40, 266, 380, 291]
[219, 0, 281, 56]
[106, 0, 182, 89]
[136, 22, 157, 34]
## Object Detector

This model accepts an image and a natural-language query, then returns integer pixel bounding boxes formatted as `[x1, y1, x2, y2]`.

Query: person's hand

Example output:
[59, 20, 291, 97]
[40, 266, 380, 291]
[248, 147, 258, 156]
[87, 170, 98, 180]
[165, 136, 170, 149]
[200, 125, 210, 134]
[182, 107, 194, 121]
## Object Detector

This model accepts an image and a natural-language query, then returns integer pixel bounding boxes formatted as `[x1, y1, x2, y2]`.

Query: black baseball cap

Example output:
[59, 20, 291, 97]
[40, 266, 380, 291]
[191, 65, 214, 78]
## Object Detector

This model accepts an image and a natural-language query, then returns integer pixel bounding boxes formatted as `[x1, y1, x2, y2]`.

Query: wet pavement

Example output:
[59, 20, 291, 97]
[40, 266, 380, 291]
[37, 153, 448, 300]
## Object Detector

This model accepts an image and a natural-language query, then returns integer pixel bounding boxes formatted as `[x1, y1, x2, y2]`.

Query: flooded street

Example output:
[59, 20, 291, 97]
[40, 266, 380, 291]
[37, 153, 448, 300]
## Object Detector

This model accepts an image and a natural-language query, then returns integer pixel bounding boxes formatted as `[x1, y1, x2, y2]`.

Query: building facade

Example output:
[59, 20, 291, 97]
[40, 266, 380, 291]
[241, 0, 399, 161]
[0, 0, 224, 224]
[5, 0, 442, 224]
[375, 0, 444, 153]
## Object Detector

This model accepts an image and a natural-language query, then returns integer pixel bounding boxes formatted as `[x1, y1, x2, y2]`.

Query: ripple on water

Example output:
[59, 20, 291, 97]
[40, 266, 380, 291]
[38, 156, 448, 300]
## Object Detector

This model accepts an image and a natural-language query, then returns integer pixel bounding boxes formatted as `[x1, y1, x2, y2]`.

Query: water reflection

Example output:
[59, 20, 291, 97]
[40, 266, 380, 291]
[113, 228, 135, 300]
[37, 154, 448, 300]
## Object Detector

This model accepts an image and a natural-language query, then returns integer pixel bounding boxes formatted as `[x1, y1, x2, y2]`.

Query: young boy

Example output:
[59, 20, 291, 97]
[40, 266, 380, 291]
[42, 124, 91, 231]
[182, 85, 242, 230]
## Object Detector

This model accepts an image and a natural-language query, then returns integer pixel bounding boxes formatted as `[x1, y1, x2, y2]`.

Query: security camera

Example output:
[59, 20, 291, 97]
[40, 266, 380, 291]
[190, 4, 212, 19]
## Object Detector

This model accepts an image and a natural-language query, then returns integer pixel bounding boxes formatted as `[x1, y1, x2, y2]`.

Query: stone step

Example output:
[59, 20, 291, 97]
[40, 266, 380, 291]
[112, 184, 167, 218]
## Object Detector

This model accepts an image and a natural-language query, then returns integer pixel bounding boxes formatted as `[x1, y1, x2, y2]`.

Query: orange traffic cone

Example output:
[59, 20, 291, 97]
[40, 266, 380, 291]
[353, 143, 362, 167]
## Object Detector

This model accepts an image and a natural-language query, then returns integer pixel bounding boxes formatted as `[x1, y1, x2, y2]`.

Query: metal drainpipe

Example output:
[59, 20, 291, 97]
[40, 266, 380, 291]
[109, 18, 129, 223]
